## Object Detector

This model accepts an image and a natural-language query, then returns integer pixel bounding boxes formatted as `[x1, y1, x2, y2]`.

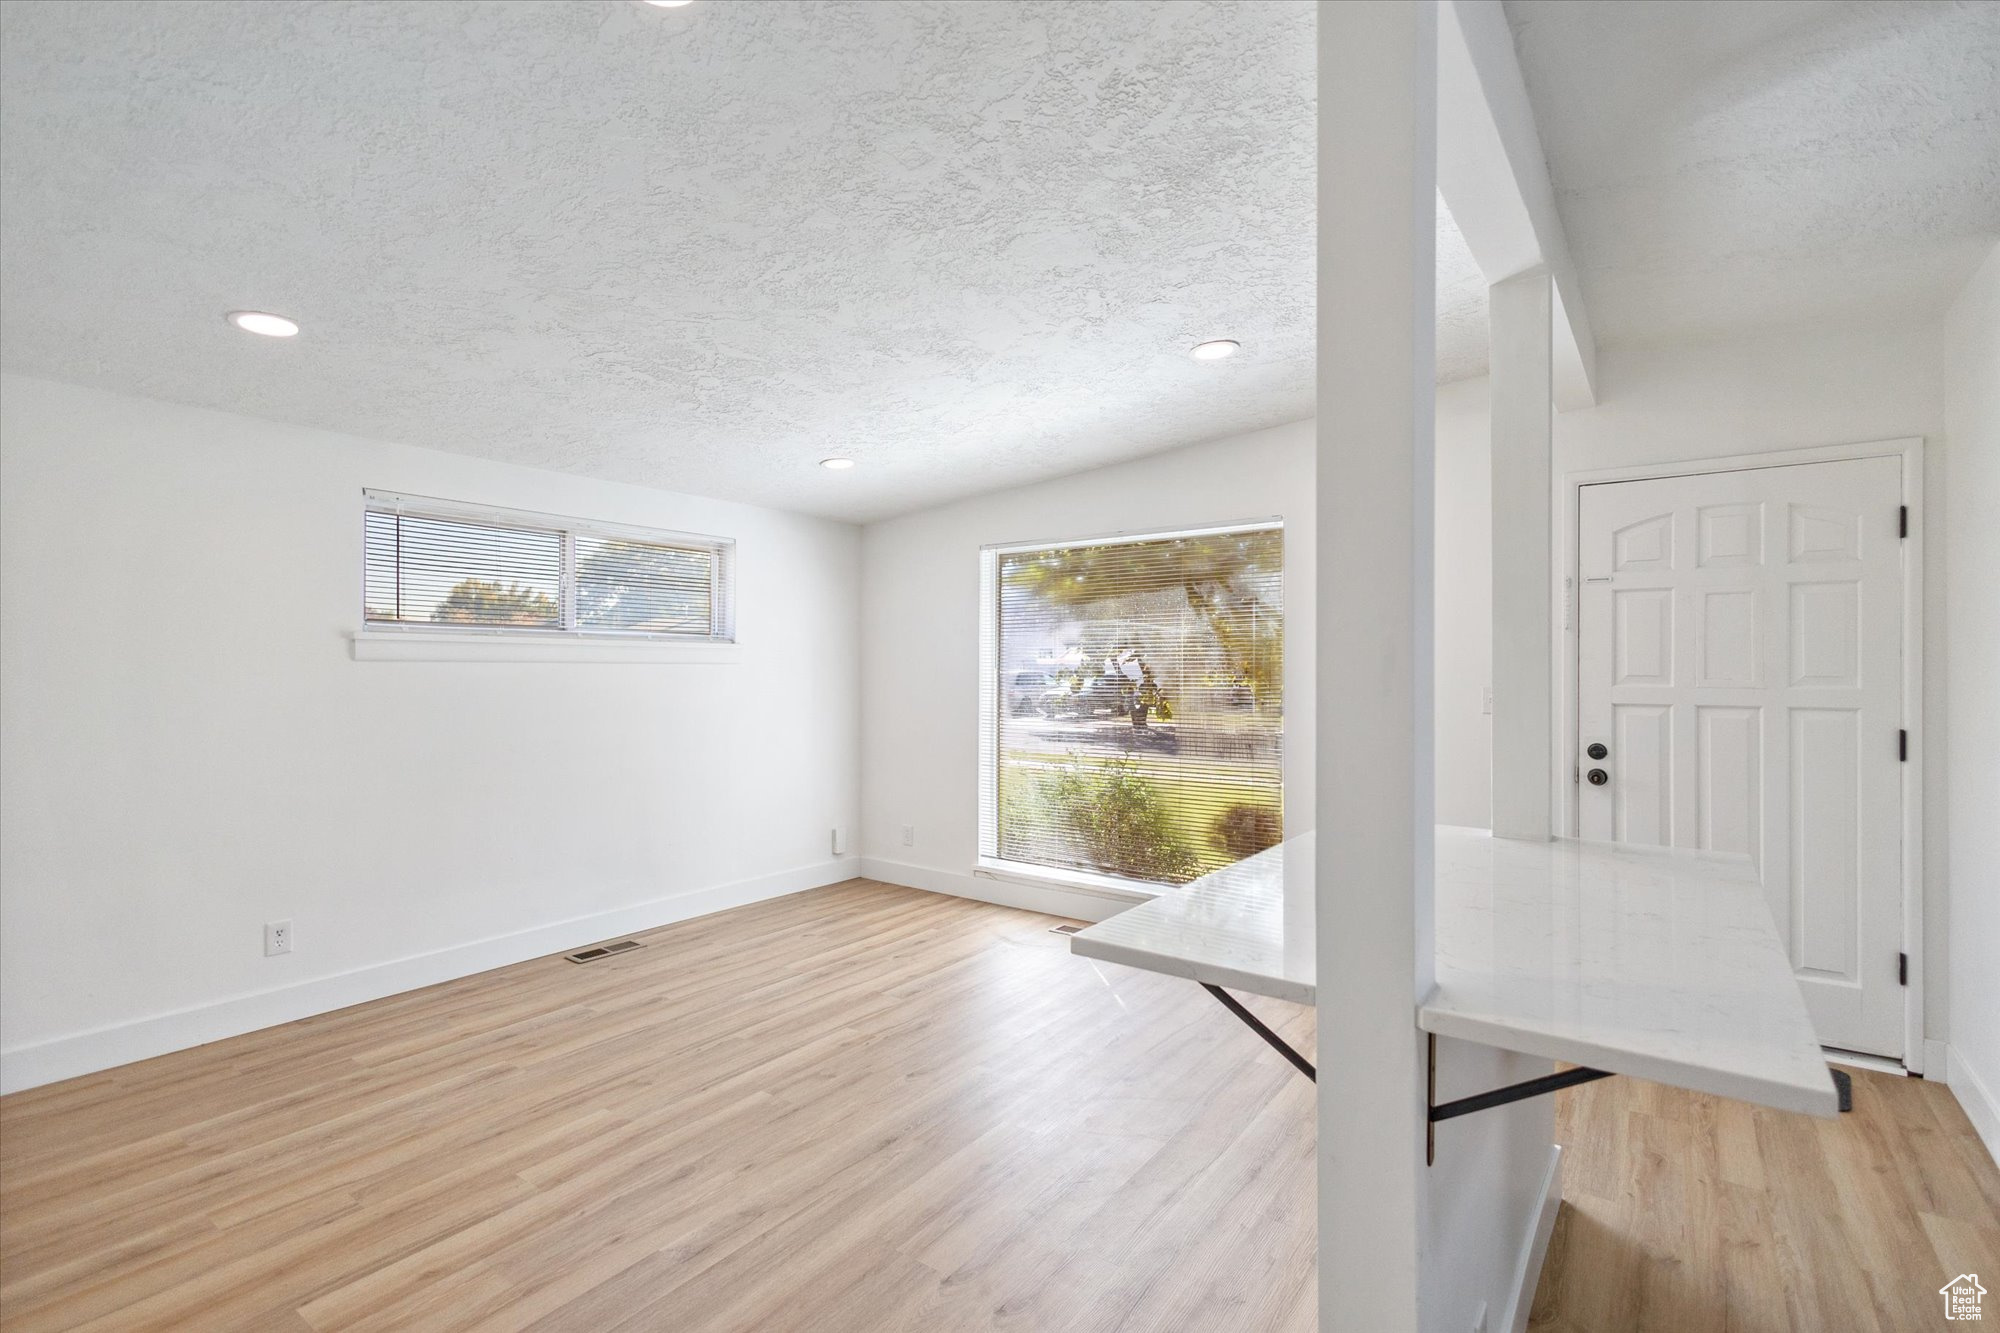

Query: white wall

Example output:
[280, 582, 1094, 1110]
[858, 420, 1314, 919]
[1434, 377, 1494, 829]
[1432, 317, 1954, 1057]
[0, 374, 861, 1092]
[1561, 320, 1954, 1057]
[1547, 321, 1944, 473]
[1943, 243, 2000, 1157]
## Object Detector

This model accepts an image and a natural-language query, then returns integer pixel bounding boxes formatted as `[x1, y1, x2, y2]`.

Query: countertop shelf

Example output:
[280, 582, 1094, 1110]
[1067, 826, 1839, 1118]
[1420, 827, 1838, 1117]
[1067, 837, 1314, 1006]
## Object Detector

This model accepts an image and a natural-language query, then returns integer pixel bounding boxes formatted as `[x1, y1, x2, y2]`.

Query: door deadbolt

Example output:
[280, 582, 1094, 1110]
[1586, 768, 1609, 786]
[1586, 742, 1608, 760]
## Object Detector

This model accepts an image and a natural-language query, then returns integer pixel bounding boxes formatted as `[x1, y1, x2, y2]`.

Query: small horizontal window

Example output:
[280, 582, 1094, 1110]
[362, 491, 734, 642]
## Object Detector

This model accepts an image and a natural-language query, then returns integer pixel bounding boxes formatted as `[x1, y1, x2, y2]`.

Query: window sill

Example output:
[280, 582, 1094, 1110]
[349, 630, 740, 664]
[973, 858, 1165, 904]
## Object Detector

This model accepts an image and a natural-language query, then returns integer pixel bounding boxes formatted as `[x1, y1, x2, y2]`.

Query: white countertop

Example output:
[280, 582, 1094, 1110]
[1066, 825, 1839, 1117]
[1066, 836, 1315, 1005]
[1421, 826, 1838, 1116]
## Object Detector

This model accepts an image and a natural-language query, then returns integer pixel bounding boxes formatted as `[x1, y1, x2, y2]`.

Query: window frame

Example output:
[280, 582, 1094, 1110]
[976, 517, 1285, 897]
[359, 489, 736, 645]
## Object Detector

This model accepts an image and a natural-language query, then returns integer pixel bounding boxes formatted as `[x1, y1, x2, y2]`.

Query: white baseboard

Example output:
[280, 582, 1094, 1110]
[1946, 1045, 2000, 1168]
[1500, 1144, 1564, 1333]
[857, 856, 1132, 923]
[0, 859, 856, 1096]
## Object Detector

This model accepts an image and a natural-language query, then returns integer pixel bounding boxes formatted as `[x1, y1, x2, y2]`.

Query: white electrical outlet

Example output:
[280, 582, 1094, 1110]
[900, 824, 915, 847]
[1481, 685, 1494, 716]
[265, 920, 293, 956]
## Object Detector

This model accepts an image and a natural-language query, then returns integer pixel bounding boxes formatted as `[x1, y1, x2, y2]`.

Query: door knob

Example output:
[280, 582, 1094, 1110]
[1587, 768, 1609, 786]
[1587, 742, 1608, 760]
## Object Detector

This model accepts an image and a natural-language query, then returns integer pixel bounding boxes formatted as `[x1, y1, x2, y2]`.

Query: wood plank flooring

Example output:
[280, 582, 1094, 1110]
[3, 879, 1993, 1331]
[0, 880, 1317, 1332]
[1529, 1063, 2000, 1332]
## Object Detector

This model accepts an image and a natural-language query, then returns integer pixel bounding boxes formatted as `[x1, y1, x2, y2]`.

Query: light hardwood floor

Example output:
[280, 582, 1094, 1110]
[2, 880, 1993, 1331]
[1529, 1062, 2000, 1332]
[0, 880, 1316, 1332]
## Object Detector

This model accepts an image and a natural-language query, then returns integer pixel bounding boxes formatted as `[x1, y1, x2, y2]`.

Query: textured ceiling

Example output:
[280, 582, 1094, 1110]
[3, 1, 1290, 521]
[1507, 0, 2000, 347]
[0, 1, 1493, 523]
[8, 3, 1990, 521]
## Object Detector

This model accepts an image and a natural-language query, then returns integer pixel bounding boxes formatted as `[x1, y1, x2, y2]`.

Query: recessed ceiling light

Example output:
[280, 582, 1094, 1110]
[1189, 339, 1240, 361]
[641, 1, 695, 7]
[820, 458, 856, 471]
[226, 310, 299, 338]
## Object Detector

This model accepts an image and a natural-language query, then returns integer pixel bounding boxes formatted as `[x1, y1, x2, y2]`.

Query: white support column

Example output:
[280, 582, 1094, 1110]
[1437, 1, 1598, 410]
[1489, 268, 1553, 841]
[1316, 3, 1436, 1330]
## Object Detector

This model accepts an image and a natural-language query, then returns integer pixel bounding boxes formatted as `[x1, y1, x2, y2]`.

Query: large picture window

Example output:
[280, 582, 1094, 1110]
[980, 522, 1283, 890]
[363, 491, 734, 642]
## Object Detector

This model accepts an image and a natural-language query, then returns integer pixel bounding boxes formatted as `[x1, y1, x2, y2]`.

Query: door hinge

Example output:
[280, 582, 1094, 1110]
[1899, 729, 1909, 762]
[1899, 952, 1908, 986]
[1899, 505, 1909, 538]
[1573, 765, 1581, 785]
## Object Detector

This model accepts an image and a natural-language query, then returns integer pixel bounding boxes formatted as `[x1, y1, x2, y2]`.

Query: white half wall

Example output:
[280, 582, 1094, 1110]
[857, 419, 1316, 912]
[0, 374, 862, 1093]
[1942, 242, 2000, 1159]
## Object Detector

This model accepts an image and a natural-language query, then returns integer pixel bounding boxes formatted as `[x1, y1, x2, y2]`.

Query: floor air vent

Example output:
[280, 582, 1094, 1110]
[565, 939, 644, 964]
[1049, 923, 1085, 936]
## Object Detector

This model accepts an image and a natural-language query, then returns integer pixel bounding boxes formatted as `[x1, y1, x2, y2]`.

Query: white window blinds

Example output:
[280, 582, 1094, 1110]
[363, 492, 733, 641]
[574, 533, 714, 635]
[982, 522, 1283, 888]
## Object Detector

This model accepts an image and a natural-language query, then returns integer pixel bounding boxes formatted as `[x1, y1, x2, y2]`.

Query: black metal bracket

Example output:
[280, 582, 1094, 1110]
[1426, 1033, 1612, 1166]
[1423, 1035, 1856, 1164]
[1203, 984, 1315, 1082]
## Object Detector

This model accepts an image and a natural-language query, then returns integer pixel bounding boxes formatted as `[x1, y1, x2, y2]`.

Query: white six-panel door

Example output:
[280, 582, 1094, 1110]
[1577, 456, 1905, 1057]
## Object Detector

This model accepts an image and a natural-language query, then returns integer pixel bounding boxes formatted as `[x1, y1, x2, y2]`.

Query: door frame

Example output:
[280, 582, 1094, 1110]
[1558, 437, 1927, 1070]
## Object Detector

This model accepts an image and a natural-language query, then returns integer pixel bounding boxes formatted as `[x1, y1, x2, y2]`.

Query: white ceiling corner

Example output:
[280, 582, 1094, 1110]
[1436, 197, 1492, 386]
[1440, 197, 1488, 386]
[1506, 0, 2000, 348]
